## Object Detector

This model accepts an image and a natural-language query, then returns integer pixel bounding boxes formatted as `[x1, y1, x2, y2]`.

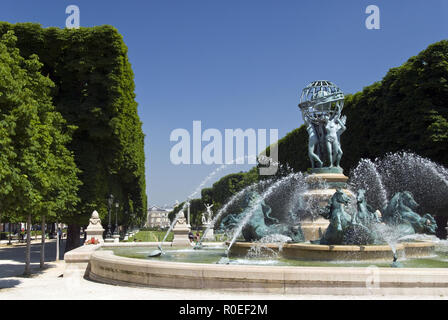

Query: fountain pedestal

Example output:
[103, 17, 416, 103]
[229, 241, 435, 261]
[201, 223, 214, 241]
[299, 169, 355, 241]
[171, 212, 191, 246]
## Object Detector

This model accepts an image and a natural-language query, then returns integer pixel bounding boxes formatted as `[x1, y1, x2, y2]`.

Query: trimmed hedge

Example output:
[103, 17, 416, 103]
[0, 23, 147, 227]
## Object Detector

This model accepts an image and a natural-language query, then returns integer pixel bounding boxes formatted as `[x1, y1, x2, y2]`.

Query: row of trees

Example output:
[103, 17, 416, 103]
[0, 23, 147, 273]
[170, 39, 448, 235]
[0, 31, 81, 274]
[168, 168, 259, 229]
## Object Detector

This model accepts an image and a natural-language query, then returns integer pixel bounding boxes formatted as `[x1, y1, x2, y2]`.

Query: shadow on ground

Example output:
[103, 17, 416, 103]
[0, 241, 66, 265]
[0, 262, 61, 291]
[0, 263, 59, 280]
[0, 279, 21, 289]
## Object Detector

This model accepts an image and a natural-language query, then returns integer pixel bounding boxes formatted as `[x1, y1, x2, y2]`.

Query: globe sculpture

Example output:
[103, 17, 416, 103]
[298, 80, 346, 170]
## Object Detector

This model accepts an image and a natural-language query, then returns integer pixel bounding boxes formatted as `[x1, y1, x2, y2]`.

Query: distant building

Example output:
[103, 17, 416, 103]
[146, 206, 171, 229]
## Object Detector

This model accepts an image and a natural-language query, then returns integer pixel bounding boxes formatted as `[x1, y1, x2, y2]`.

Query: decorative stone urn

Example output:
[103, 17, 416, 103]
[172, 211, 191, 246]
[85, 210, 105, 244]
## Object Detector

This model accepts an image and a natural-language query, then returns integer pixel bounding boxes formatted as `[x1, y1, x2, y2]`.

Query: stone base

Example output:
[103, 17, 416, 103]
[104, 238, 115, 243]
[300, 218, 329, 242]
[229, 242, 436, 261]
[202, 225, 214, 241]
[113, 234, 120, 243]
[299, 171, 355, 242]
[64, 244, 101, 278]
[85, 229, 105, 244]
[305, 171, 351, 190]
[172, 224, 191, 247]
[309, 167, 344, 175]
[88, 247, 448, 295]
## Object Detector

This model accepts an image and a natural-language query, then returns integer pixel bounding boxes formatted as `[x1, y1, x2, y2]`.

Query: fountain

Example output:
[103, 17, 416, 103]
[225, 80, 439, 262]
[69, 80, 448, 295]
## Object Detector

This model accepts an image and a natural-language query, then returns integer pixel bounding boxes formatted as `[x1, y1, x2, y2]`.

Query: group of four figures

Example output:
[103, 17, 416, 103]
[305, 111, 346, 169]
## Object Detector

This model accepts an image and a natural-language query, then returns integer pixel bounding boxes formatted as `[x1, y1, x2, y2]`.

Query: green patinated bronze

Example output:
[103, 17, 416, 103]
[317, 189, 438, 245]
[299, 81, 346, 170]
[218, 80, 439, 262]
[318, 188, 353, 245]
[382, 191, 437, 236]
[221, 191, 304, 243]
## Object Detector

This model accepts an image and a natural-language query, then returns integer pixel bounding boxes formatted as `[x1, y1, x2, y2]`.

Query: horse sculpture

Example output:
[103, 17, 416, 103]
[382, 191, 437, 236]
[242, 191, 304, 242]
[319, 188, 353, 245]
[220, 190, 304, 242]
[353, 189, 381, 226]
[342, 189, 382, 245]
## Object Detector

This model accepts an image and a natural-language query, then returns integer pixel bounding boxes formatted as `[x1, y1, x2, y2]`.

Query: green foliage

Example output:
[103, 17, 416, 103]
[0, 23, 147, 227]
[201, 167, 258, 214]
[341, 40, 448, 169]
[266, 125, 309, 176]
[0, 30, 81, 224]
[168, 167, 259, 226]
[127, 230, 173, 242]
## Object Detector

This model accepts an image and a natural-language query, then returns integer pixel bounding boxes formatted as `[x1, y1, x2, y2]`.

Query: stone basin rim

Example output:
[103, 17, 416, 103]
[228, 241, 435, 251]
[85, 248, 448, 295]
[90, 248, 439, 272]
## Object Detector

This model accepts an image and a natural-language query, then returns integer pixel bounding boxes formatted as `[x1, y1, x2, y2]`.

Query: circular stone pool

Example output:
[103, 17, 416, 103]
[85, 242, 448, 296]
[106, 242, 448, 268]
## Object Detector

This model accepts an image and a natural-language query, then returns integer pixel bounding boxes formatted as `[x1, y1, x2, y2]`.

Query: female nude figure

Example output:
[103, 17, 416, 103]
[304, 117, 323, 168]
[324, 114, 346, 168]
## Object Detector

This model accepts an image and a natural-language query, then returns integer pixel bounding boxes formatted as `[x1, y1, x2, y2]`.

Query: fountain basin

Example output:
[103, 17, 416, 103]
[228, 242, 435, 261]
[86, 247, 448, 296]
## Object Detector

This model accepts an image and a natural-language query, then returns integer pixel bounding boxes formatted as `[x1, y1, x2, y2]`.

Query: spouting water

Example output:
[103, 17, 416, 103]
[160, 201, 190, 247]
[246, 234, 292, 259]
[372, 223, 409, 260]
[226, 172, 303, 254]
[158, 154, 272, 252]
[365, 153, 447, 211]
[350, 158, 389, 210]
[198, 178, 274, 246]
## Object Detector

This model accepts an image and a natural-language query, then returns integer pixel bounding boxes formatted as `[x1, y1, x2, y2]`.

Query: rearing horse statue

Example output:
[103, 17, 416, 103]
[383, 191, 437, 236]
[319, 188, 352, 245]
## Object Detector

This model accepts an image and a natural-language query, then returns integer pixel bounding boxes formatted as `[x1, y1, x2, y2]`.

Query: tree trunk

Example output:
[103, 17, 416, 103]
[40, 216, 45, 268]
[65, 224, 81, 253]
[50, 223, 55, 239]
[435, 215, 448, 240]
[56, 223, 59, 261]
[24, 214, 32, 275]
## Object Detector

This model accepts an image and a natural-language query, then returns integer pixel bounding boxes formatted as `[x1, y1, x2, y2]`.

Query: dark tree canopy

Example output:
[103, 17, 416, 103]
[0, 22, 147, 228]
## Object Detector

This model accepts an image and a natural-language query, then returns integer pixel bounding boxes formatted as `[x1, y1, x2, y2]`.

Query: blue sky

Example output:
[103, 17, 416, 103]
[1, 0, 447, 207]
